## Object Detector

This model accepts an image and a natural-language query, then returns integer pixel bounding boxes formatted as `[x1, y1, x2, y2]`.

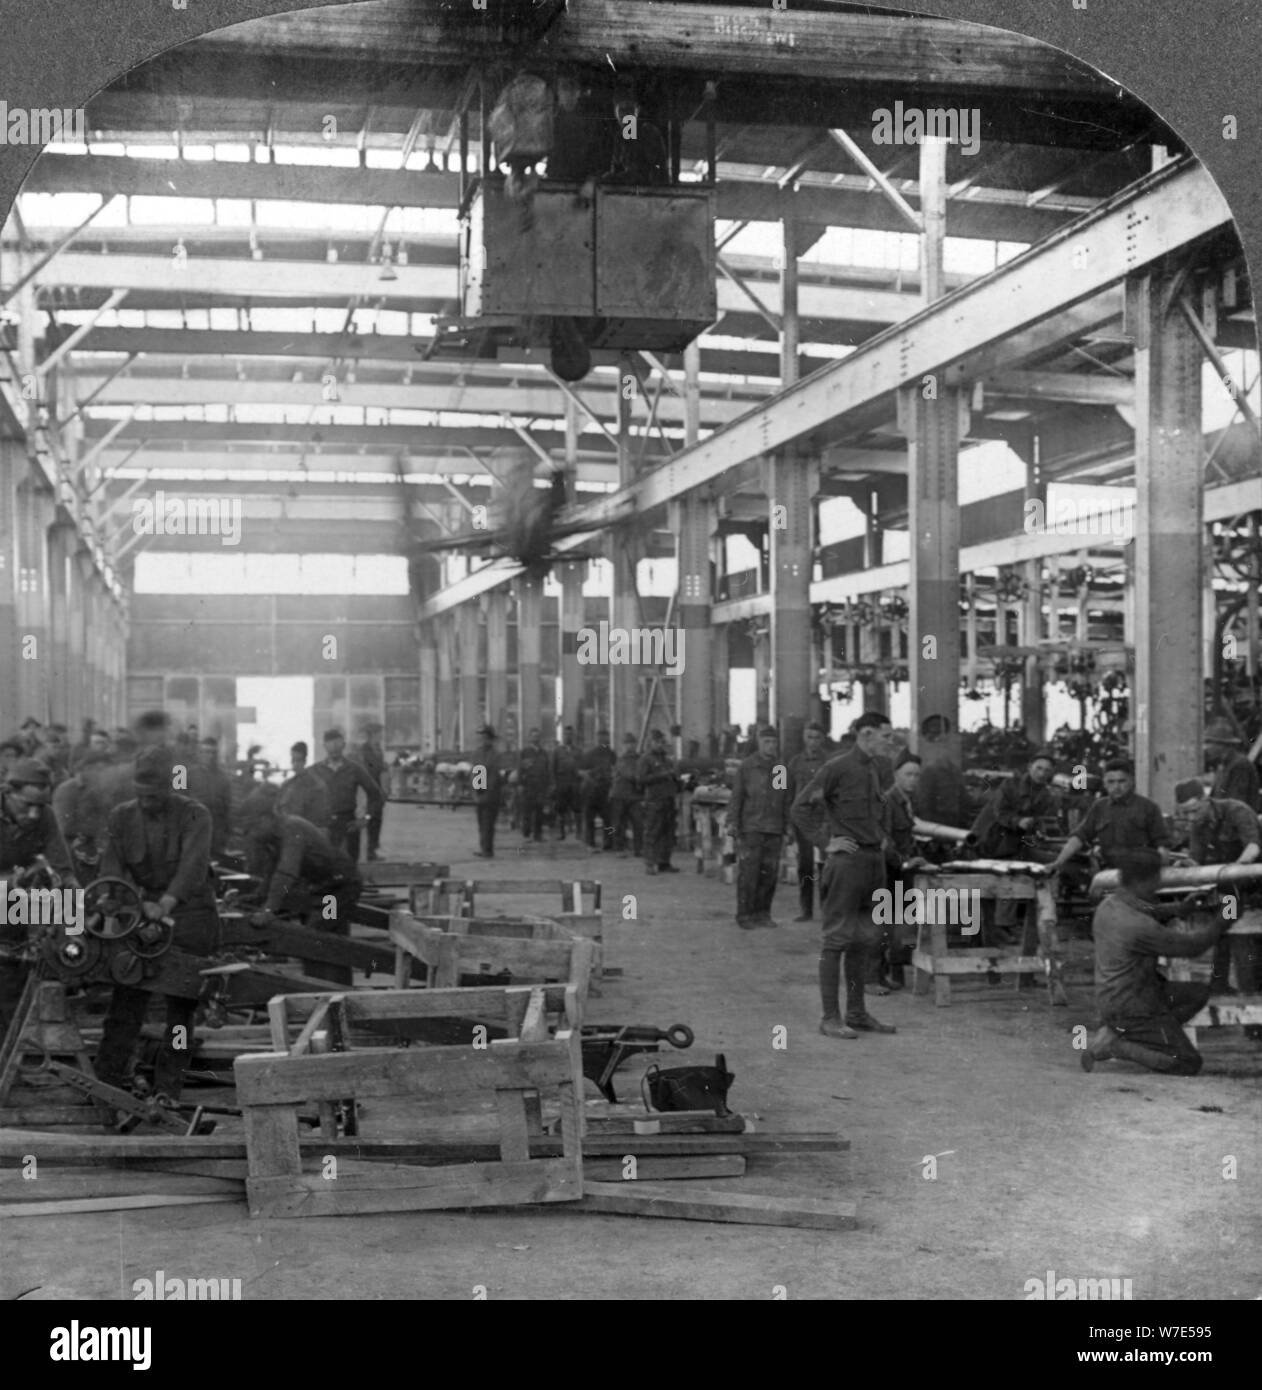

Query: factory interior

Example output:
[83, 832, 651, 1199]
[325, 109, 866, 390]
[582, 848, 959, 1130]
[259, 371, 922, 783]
[0, 0, 1259, 1305]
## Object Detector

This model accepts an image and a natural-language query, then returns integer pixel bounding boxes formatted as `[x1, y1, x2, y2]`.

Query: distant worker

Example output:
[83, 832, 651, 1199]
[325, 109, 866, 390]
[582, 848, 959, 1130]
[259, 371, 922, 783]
[471, 725, 504, 859]
[551, 726, 582, 841]
[517, 728, 551, 844]
[580, 728, 617, 852]
[313, 728, 384, 863]
[970, 750, 1060, 860]
[608, 734, 643, 857]
[352, 723, 390, 862]
[786, 721, 830, 922]
[638, 728, 680, 875]
[1204, 718, 1259, 811]
[187, 736, 233, 858]
[877, 751, 929, 991]
[728, 726, 788, 929]
[278, 742, 330, 829]
[1080, 849, 1224, 1076]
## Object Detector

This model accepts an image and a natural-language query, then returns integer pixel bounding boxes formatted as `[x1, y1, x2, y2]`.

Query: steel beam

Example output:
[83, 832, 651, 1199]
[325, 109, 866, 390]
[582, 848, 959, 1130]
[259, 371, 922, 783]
[985, 370, 1134, 407]
[418, 622, 439, 755]
[516, 576, 543, 744]
[458, 603, 481, 751]
[828, 128, 922, 233]
[484, 589, 508, 736]
[37, 289, 128, 377]
[559, 560, 585, 737]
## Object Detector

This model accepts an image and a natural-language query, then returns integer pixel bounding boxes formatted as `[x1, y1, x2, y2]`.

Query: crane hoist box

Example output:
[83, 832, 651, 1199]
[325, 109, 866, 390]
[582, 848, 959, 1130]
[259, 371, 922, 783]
[461, 176, 716, 352]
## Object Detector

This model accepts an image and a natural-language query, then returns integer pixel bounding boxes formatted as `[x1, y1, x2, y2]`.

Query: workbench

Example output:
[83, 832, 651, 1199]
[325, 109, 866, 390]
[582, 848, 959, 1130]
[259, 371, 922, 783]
[909, 861, 1066, 1007]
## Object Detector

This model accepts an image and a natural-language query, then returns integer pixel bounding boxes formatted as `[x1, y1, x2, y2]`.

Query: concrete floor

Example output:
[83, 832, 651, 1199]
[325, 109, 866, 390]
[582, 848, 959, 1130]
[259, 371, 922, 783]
[4, 800, 1261, 1301]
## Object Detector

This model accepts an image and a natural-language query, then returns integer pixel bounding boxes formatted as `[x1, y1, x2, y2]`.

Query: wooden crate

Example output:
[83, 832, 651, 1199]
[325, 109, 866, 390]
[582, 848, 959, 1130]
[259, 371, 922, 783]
[388, 908, 597, 1009]
[235, 984, 583, 1218]
[417, 877, 603, 944]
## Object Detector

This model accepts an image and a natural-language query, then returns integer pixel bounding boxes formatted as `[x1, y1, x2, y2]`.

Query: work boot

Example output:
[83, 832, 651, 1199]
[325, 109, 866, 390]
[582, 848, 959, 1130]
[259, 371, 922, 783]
[845, 1012, 896, 1034]
[819, 1015, 859, 1040]
[1080, 1025, 1119, 1072]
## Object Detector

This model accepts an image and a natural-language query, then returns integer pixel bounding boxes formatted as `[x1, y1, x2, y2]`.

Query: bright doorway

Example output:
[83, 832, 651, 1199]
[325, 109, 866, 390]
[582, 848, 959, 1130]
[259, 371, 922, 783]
[235, 676, 314, 776]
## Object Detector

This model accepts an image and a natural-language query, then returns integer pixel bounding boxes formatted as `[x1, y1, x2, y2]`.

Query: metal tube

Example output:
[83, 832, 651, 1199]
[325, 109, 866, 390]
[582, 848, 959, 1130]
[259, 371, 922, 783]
[1091, 862, 1262, 897]
[913, 818, 977, 846]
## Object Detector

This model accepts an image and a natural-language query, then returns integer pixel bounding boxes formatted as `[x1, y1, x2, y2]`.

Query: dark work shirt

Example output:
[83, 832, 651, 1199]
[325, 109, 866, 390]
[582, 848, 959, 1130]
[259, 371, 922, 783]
[1092, 888, 1219, 1025]
[470, 747, 504, 804]
[0, 799, 75, 880]
[637, 749, 679, 803]
[186, 763, 233, 856]
[278, 769, 330, 828]
[791, 747, 887, 851]
[313, 758, 384, 819]
[728, 753, 789, 836]
[1075, 791, 1169, 862]
[971, 773, 1060, 858]
[787, 748, 830, 805]
[103, 795, 214, 911]
[1211, 752, 1259, 812]
[610, 751, 641, 800]
[883, 785, 917, 861]
[353, 742, 388, 784]
[1187, 797, 1261, 865]
[246, 815, 359, 911]
[518, 745, 551, 791]
[552, 743, 581, 788]
[914, 755, 965, 828]
[582, 744, 617, 791]
[52, 775, 109, 851]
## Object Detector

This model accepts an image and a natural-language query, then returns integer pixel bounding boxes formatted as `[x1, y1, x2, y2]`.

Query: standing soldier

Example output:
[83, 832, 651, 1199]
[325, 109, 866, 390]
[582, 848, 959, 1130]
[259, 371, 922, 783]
[551, 726, 583, 841]
[1205, 718, 1259, 811]
[471, 725, 504, 858]
[313, 728, 384, 863]
[787, 721, 830, 922]
[278, 741, 330, 829]
[1048, 760, 1170, 872]
[608, 733, 643, 856]
[94, 748, 218, 1104]
[517, 728, 551, 843]
[729, 726, 789, 930]
[580, 728, 617, 851]
[0, 760, 77, 1029]
[878, 751, 929, 990]
[353, 722, 390, 862]
[791, 711, 898, 1039]
[638, 729, 680, 875]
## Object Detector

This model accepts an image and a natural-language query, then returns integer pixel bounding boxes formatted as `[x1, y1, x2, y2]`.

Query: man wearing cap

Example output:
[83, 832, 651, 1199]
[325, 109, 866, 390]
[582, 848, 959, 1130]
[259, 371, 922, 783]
[1205, 717, 1259, 811]
[0, 759, 77, 1029]
[1172, 778, 1261, 994]
[608, 734, 643, 856]
[1048, 760, 1170, 873]
[314, 728, 384, 862]
[94, 747, 218, 1104]
[551, 727, 582, 841]
[471, 725, 504, 858]
[791, 710, 898, 1038]
[239, 785, 361, 985]
[638, 728, 681, 875]
[787, 722, 831, 922]
[352, 723, 390, 861]
[1081, 849, 1226, 1076]
[278, 742, 330, 829]
[517, 728, 551, 843]
[580, 728, 617, 852]
[970, 750, 1061, 860]
[728, 726, 789, 929]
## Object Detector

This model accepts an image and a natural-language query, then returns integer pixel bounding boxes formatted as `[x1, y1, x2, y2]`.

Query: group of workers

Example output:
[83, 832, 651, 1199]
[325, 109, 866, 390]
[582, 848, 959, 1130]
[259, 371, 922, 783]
[0, 712, 393, 1112]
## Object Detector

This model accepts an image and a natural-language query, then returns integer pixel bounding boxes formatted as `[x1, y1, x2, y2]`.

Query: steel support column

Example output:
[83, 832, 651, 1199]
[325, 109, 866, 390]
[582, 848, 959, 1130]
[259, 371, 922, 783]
[418, 621, 438, 755]
[1129, 267, 1204, 801]
[484, 588, 508, 734]
[559, 561, 585, 738]
[516, 575, 543, 741]
[609, 353, 639, 741]
[436, 613, 457, 750]
[458, 602, 480, 750]
[767, 445, 815, 761]
[674, 339, 713, 754]
[902, 385, 964, 769]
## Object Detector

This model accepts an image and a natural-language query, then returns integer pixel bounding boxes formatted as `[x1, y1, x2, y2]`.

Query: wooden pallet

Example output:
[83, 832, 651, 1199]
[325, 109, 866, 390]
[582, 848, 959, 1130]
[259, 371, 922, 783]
[419, 878, 603, 945]
[236, 984, 584, 1218]
[388, 908, 597, 1009]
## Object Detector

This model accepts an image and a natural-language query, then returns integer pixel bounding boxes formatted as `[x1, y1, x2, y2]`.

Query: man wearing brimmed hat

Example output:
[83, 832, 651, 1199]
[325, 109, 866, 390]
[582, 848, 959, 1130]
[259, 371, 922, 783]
[471, 725, 504, 858]
[0, 759, 77, 1029]
[1204, 717, 1259, 811]
[729, 726, 788, 929]
[94, 746, 217, 1104]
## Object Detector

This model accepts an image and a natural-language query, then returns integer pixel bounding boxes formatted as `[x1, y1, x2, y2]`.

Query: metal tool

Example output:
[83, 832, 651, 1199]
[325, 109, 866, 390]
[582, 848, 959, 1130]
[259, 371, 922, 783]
[580, 1023, 694, 1102]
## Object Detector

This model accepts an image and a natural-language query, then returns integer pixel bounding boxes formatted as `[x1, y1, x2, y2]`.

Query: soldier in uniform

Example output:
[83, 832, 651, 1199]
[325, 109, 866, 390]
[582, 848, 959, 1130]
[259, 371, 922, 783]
[580, 728, 617, 851]
[471, 725, 504, 858]
[551, 726, 582, 840]
[970, 750, 1060, 860]
[638, 728, 680, 875]
[728, 726, 789, 929]
[608, 734, 643, 856]
[353, 723, 390, 861]
[278, 741, 330, 829]
[1204, 717, 1259, 811]
[1049, 760, 1170, 872]
[314, 728, 384, 862]
[517, 728, 551, 843]
[878, 751, 930, 990]
[786, 721, 830, 922]
[94, 748, 218, 1103]
[791, 711, 898, 1039]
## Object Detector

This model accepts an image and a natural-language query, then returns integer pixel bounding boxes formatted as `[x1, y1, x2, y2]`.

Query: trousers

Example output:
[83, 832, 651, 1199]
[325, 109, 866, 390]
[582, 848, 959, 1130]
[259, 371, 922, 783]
[795, 831, 819, 916]
[475, 799, 500, 855]
[1108, 982, 1210, 1076]
[736, 832, 782, 922]
[642, 799, 676, 867]
[608, 796, 642, 854]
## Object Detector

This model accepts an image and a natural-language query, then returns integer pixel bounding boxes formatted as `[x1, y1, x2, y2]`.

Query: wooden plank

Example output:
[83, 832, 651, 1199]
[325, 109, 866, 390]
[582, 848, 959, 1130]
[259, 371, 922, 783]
[583, 1155, 745, 1181]
[0, 1106, 102, 1127]
[247, 1157, 580, 1218]
[290, 998, 337, 1057]
[574, 1182, 858, 1230]
[233, 1037, 576, 1107]
[0, 1171, 241, 1200]
[267, 996, 292, 1054]
[580, 1110, 747, 1135]
[0, 1193, 240, 1217]
[241, 1102, 302, 1180]
[277, 982, 577, 1025]
[517, 988, 549, 1043]
[495, 1090, 532, 1163]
